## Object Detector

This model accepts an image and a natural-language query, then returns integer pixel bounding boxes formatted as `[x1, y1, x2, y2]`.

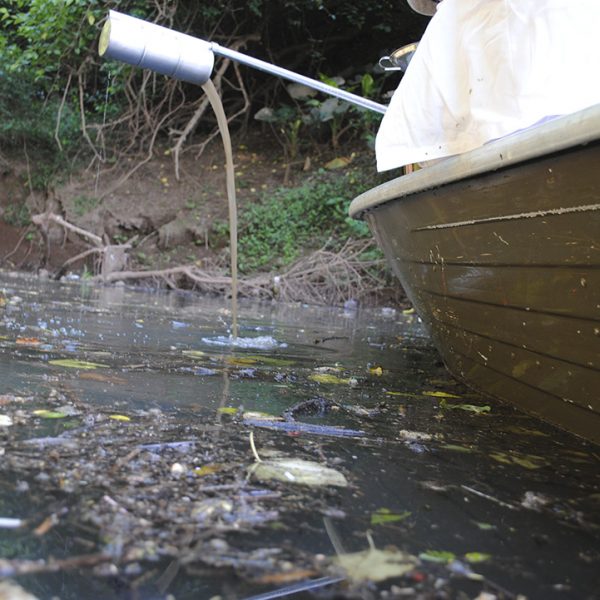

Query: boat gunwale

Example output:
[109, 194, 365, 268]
[349, 103, 600, 218]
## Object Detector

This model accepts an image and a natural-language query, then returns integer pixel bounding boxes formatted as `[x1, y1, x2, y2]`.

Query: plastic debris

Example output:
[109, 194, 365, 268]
[251, 458, 348, 487]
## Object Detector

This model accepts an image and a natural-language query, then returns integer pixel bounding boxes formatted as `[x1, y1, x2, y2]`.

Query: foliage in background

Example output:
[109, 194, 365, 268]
[0, 0, 426, 177]
[212, 163, 380, 273]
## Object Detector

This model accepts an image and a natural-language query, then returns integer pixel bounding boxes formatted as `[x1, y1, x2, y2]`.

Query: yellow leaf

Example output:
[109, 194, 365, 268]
[369, 366, 383, 376]
[194, 464, 223, 476]
[226, 356, 258, 366]
[33, 410, 67, 419]
[465, 552, 491, 563]
[309, 373, 351, 385]
[182, 350, 206, 359]
[217, 407, 238, 415]
[423, 391, 461, 399]
[324, 156, 353, 170]
[48, 359, 108, 370]
[243, 411, 283, 421]
[109, 414, 131, 422]
[87, 13, 95, 25]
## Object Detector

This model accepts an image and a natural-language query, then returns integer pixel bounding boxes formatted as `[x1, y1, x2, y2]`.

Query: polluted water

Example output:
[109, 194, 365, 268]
[202, 79, 239, 339]
[0, 273, 599, 599]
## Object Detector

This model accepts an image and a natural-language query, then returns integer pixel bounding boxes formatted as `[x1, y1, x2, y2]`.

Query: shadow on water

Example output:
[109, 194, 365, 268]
[0, 272, 598, 600]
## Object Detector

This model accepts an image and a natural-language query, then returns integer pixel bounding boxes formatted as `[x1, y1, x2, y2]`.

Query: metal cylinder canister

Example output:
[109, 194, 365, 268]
[99, 10, 215, 85]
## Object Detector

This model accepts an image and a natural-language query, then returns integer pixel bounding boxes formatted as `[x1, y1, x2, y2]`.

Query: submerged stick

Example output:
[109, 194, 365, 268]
[243, 418, 365, 438]
[242, 575, 345, 600]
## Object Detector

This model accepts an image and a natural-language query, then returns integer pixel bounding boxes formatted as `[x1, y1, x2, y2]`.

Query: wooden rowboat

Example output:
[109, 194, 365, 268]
[350, 104, 600, 443]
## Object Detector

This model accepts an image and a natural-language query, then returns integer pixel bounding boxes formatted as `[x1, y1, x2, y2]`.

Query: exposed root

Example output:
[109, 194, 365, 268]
[31, 212, 131, 281]
[91, 239, 399, 306]
[31, 212, 400, 306]
[275, 239, 394, 305]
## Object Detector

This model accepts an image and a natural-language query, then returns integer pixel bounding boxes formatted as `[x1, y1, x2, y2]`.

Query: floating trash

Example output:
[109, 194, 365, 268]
[201, 335, 287, 349]
[251, 458, 348, 487]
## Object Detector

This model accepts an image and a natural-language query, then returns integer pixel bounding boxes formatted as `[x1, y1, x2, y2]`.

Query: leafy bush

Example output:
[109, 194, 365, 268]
[213, 166, 376, 273]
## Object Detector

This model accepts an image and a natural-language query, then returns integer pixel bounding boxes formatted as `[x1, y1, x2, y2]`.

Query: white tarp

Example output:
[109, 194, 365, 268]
[376, 0, 600, 172]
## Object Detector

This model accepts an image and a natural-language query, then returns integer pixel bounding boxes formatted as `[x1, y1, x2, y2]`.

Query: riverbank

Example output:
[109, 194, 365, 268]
[0, 132, 405, 307]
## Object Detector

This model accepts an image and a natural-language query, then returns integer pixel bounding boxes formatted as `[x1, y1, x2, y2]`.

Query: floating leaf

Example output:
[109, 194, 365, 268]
[194, 464, 223, 476]
[309, 373, 352, 385]
[79, 372, 127, 384]
[370, 508, 411, 526]
[0, 414, 13, 427]
[226, 356, 258, 366]
[251, 458, 348, 487]
[109, 414, 131, 422]
[490, 451, 546, 470]
[243, 411, 283, 421]
[32, 409, 67, 419]
[182, 350, 206, 359]
[398, 430, 435, 442]
[369, 366, 383, 376]
[423, 391, 461, 399]
[439, 399, 491, 414]
[504, 425, 549, 437]
[465, 552, 491, 563]
[440, 444, 475, 453]
[217, 407, 238, 415]
[16, 337, 42, 346]
[335, 547, 417, 582]
[244, 355, 295, 367]
[512, 456, 546, 470]
[419, 550, 455, 563]
[473, 522, 496, 531]
[48, 359, 108, 370]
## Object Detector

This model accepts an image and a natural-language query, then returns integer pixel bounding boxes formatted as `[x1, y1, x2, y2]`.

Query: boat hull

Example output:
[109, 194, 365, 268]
[352, 141, 600, 443]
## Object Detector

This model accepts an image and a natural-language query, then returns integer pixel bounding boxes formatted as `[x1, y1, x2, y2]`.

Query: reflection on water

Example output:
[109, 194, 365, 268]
[0, 272, 598, 600]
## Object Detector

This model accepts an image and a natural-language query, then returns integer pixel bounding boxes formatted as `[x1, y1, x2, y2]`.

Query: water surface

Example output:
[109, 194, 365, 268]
[0, 273, 598, 599]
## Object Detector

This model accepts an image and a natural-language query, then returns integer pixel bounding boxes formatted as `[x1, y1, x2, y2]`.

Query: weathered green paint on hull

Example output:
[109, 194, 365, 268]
[351, 108, 600, 443]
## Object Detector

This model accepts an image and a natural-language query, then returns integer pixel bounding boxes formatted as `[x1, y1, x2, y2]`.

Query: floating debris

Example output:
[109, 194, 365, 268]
[0, 517, 23, 529]
[335, 544, 417, 582]
[201, 335, 287, 349]
[251, 458, 348, 487]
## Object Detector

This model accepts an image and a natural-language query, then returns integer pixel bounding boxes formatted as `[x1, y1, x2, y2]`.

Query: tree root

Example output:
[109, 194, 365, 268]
[91, 239, 398, 306]
[31, 213, 399, 306]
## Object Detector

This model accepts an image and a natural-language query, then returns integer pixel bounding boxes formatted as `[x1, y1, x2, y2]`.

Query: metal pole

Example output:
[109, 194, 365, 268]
[210, 43, 387, 114]
[100, 10, 387, 114]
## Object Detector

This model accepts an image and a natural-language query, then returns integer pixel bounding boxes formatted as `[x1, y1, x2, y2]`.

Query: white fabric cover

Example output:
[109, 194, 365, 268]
[376, 0, 600, 172]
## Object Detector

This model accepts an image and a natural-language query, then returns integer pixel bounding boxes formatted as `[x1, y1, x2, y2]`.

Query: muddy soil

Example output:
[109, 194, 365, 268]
[1, 131, 364, 277]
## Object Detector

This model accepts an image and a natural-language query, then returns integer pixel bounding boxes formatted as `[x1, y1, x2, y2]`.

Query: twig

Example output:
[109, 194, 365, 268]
[461, 484, 517, 510]
[0, 554, 111, 577]
[78, 72, 104, 163]
[55, 72, 73, 151]
[249, 430, 262, 463]
[32, 213, 103, 247]
[1, 225, 33, 266]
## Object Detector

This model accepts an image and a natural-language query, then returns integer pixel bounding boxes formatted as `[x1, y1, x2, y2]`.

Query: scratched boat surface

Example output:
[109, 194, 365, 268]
[350, 104, 600, 443]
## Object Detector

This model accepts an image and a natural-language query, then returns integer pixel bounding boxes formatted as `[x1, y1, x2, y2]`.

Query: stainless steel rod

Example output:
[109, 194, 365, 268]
[211, 43, 387, 114]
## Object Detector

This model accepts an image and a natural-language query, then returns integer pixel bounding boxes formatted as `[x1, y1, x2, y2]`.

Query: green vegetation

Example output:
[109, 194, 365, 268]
[2, 202, 30, 227]
[0, 1, 424, 180]
[213, 165, 379, 273]
[72, 194, 99, 216]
